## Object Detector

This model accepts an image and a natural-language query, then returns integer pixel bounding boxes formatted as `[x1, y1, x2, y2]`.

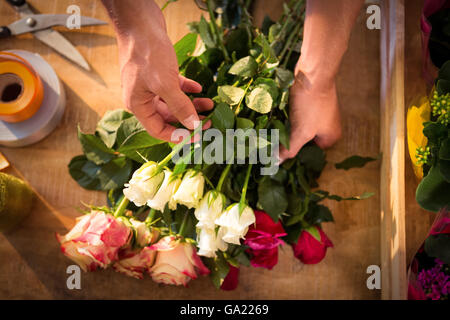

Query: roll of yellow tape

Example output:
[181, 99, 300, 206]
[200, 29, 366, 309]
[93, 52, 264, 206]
[0, 52, 44, 123]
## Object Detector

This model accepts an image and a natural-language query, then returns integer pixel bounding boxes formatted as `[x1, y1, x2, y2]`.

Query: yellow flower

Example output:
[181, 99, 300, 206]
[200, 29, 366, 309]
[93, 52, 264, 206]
[406, 97, 431, 180]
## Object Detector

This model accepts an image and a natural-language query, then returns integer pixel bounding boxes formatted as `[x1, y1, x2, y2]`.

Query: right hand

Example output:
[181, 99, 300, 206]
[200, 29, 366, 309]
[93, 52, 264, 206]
[106, 0, 213, 142]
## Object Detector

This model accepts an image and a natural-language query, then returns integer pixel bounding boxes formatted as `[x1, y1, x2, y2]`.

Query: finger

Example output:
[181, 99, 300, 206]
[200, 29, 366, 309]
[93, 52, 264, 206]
[156, 86, 199, 130]
[179, 75, 202, 93]
[133, 104, 179, 143]
[278, 131, 313, 163]
[199, 115, 212, 130]
[193, 98, 214, 112]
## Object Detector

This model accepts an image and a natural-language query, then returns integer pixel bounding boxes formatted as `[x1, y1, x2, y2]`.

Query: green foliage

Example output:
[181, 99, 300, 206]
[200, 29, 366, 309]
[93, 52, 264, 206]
[335, 155, 379, 170]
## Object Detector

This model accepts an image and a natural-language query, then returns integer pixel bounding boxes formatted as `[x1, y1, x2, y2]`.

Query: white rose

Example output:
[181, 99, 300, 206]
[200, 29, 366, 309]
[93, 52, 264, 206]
[172, 169, 204, 209]
[123, 161, 164, 207]
[147, 170, 181, 212]
[196, 227, 228, 258]
[215, 203, 256, 245]
[194, 191, 226, 229]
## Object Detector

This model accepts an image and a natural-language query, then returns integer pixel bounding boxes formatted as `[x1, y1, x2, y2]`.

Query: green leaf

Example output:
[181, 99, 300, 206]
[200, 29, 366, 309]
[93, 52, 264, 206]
[335, 155, 378, 170]
[272, 119, 289, 149]
[437, 79, 450, 95]
[96, 109, 133, 148]
[325, 191, 375, 201]
[438, 60, 450, 81]
[218, 85, 245, 105]
[254, 78, 279, 101]
[122, 143, 171, 164]
[305, 204, 334, 225]
[228, 56, 258, 78]
[199, 48, 224, 69]
[299, 145, 326, 172]
[439, 159, 450, 182]
[246, 87, 273, 114]
[416, 163, 450, 212]
[211, 102, 235, 132]
[254, 33, 278, 64]
[68, 155, 132, 191]
[204, 253, 230, 289]
[257, 177, 288, 222]
[198, 16, 215, 48]
[78, 126, 116, 165]
[174, 33, 198, 65]
[423, 121, 447, 143]
[304, 226, 321, 242]
[275, 68, 294, 89]
[424, 234, 450, 264]
[439, 138, 450, 160]
[184, 58, 214, 89]
[236, 117, 254, 130]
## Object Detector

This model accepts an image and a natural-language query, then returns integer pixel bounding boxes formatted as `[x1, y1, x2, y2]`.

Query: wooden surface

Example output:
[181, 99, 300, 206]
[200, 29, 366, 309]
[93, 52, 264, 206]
[0, 0, 385, 299]
[379, 0, 407, 300]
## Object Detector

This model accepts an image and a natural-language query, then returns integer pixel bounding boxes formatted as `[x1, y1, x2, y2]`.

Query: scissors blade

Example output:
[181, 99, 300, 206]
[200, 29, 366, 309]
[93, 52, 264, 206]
[8, 14, 107, 36]
[33, 28, 91, 71]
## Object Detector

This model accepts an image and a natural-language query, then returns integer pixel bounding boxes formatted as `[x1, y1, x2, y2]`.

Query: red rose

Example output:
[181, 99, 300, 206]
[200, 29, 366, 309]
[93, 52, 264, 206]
[292, 226, 333, 264]
[220, 264, 239, 291]
[244, 210, 286, 270]
[429, 208, 450, 236]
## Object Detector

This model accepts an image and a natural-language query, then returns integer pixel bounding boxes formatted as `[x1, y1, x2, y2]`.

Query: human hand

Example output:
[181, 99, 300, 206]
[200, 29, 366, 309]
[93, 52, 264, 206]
[103, 0, 213, 142]
[278, 72, 342, 162]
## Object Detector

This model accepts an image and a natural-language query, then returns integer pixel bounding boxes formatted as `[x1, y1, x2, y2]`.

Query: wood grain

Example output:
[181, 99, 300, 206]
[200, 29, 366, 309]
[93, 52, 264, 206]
[0, 0, 383, 299]
[379, 0, 407, 300]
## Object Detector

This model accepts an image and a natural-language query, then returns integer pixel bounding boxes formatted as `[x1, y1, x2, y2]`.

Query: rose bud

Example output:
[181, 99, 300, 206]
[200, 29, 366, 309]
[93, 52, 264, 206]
[196, 227, 228, 258]
[172, 169, 204, 209]
[123, 161, 165, 207]
[194, 190, 226, 229]
[292, 226, 333, 264]
[244, 210, 286, 270]
[220, 264, 240, 291]
[149, 236, 210, 286]
[147, 170, 181, 212]
[113, 224, 159, 279]
[130, 218, 159, 247]
[56, 210, 131, 271]
[113, 247, 156, 279]
[215, 204, 255, 245]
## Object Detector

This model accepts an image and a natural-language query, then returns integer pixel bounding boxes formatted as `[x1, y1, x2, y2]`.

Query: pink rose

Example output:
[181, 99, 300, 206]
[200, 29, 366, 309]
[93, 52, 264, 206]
[244, 210, 286, 270]
[113, 247, 157, 279]
[56, 211, 131, 271]
[149, 236, 210, 286]
[220, 265, 239, 291]
[292, 226, 333, 264]
[113, 228, 159, 279]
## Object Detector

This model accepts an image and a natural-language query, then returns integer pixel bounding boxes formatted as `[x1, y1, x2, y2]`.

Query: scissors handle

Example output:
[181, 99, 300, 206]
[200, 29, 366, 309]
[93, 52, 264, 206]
[6, 0, 26, 8]
[0, 26, 12, 38]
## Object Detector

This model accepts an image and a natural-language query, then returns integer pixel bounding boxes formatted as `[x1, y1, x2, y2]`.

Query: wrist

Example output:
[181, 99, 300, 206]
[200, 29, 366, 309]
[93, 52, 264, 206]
[293, 63, 336, 93]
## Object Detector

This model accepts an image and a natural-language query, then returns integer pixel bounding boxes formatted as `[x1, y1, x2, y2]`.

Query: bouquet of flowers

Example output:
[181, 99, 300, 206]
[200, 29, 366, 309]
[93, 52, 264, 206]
[62, 0, 374, 289]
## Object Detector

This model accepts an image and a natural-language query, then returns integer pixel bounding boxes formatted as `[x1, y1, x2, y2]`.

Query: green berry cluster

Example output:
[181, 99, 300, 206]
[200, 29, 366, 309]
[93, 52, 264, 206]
[416, 146, 431, 165]
[431, 90, 450, 125]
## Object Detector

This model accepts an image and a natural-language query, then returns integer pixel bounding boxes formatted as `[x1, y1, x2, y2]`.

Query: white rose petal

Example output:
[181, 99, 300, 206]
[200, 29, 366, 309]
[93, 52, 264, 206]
[194, 191, 225, 229]
[147, 170, 181, 212]
[172, 169, 204, 209]
[196, 227, 228, 258]
[215, 203, 255, 245]
[123, 162, 164, 207]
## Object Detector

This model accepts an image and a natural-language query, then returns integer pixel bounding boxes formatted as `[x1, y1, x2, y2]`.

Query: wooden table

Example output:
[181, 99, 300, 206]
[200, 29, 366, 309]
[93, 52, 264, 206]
[0, 0, 431, 299]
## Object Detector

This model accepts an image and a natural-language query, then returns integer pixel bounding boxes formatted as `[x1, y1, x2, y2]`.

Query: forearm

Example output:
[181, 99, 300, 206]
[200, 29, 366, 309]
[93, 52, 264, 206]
[297, 0, 364, 89]
[101, 0, 167, 44]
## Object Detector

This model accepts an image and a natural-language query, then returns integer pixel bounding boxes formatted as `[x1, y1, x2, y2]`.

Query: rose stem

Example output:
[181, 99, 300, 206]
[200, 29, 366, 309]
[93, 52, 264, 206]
[145, 208, 156, 223]
[157, 114, 213, 169]
[178, 211, 190, 237]
[238, 163, 253, 214]
[216, 163, 232, 192]
[113, 196, 130, 217]
[207, 0, 230, 61]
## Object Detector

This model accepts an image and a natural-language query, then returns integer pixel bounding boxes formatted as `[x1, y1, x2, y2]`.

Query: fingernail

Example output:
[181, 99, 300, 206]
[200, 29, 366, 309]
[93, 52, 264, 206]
[184, 114, 200, 130]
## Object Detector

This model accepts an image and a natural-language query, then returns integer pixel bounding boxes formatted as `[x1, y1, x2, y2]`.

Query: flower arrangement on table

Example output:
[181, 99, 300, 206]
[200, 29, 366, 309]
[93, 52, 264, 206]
[60, 0, 374, 289]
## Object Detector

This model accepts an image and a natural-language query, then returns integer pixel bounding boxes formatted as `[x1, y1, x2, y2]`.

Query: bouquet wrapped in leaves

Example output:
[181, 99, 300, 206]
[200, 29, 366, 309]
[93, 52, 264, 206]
[63, 0, 374, 289]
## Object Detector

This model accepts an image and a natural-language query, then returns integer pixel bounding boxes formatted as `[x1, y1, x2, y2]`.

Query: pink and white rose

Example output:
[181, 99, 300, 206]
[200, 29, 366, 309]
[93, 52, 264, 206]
[56, 210, 131, 271]
[149, 236, 210, 286]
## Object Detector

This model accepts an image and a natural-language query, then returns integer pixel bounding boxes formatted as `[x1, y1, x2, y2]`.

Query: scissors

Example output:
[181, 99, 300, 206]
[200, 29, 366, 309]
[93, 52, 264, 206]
[0, 0, 107, 71]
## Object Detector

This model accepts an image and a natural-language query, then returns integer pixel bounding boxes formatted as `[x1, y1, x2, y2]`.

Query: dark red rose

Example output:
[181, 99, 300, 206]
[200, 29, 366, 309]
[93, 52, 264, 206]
[429, 208, 450, 236]
[220, 265, 239, 291]
[292, 226, 333, 264]
[244, 210, 286, 270]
